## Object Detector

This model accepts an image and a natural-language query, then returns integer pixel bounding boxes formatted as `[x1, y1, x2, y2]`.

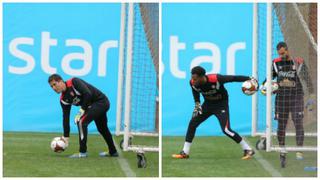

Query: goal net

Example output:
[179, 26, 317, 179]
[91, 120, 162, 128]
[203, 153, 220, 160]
[252, 3, 317, 152]
[116, 3, 159, 153]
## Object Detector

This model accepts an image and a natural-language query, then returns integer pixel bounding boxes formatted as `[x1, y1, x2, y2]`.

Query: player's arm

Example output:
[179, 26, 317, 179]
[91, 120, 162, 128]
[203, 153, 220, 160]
[298, 60, 316, 110]
[262, 65, 277, 85]
[72, 78, 92, 111]
[217, 74, 251, 83]
[190, 80, 200, 103]
[298, 61, 314, 94]
[61, 102, 71, 138]
[190, 81, 202, 117]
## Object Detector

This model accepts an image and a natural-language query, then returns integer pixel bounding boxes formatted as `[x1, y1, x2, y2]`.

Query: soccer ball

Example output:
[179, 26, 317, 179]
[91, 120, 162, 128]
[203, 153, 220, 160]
[242, 79, 258, 95]
[260, 81, 279, 95]
[50, 137, 67, 153]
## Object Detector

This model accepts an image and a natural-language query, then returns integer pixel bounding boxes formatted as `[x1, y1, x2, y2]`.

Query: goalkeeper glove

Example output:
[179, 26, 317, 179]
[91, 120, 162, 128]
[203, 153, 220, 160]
[192, 102, 202, 118]
[260, 81, 278, 95]
[74, 108, 85, 124]
[305, 94, 316, 111]
[260, 83, 267, 95]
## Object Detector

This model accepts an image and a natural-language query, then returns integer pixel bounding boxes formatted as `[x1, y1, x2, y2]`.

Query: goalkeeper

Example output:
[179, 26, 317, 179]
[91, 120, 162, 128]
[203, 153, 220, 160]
[48, 74, 118, 158]
[172, 66, 256, 160]
[261, 42, 315, 167]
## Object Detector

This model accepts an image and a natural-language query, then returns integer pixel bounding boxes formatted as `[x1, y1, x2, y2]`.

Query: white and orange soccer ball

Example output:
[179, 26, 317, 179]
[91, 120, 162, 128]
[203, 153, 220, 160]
[242, 79, 259, 95]
[50, 137, 67, 153]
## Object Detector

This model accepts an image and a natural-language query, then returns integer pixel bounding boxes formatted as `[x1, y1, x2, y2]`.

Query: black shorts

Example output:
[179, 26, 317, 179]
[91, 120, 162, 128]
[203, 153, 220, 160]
[275, 94, 304, 117]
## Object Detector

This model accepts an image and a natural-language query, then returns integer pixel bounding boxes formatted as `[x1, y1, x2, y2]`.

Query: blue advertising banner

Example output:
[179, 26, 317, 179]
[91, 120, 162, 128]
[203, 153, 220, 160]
[162, 3, 254, 136]
[3, 3, 121, 134]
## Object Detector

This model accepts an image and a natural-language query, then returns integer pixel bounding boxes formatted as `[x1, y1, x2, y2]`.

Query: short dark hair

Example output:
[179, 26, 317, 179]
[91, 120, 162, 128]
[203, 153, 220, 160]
[276, 42, 288, 51]
[48, 74, 63, 83]
[191, 66, 206, 76]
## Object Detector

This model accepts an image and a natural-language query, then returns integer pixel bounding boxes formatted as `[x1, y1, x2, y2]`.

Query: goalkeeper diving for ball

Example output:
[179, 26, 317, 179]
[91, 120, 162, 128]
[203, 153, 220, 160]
[48, 74, 118, 158]
[172, 66, 257, 160]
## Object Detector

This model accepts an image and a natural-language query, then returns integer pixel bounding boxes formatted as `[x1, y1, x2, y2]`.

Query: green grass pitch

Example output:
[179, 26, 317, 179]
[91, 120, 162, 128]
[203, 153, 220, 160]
[3, 132, 159, 177]
[4, 132, 317, 177]
[162, 136, 317, 177]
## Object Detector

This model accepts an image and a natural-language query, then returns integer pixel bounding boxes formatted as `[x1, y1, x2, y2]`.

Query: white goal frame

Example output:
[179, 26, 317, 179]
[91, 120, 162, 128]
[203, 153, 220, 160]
[251, 3, 317, 152]
[116, 3, 159, 153]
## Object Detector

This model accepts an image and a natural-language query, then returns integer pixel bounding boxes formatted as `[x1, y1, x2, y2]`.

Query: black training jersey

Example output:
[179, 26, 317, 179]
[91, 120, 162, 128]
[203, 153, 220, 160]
[271, 57, 312, 95]
[60, 77, 108, 137]
[190, 74, 250, 104]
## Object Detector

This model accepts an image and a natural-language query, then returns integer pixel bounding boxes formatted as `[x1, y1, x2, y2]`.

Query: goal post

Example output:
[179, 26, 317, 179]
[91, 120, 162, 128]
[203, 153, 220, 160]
[116, 3, 159, 153]
[252, 3, 317, 152]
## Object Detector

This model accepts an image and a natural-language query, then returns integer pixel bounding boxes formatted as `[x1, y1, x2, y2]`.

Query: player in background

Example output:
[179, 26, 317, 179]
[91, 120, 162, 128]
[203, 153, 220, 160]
[172, 66, 257, 160]
[261, 42, 316, 167]
[48, 74, 118, 158]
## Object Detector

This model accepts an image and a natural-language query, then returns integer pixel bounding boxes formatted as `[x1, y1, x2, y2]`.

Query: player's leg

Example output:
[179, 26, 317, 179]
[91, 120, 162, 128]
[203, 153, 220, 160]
[70, 112, 94, 158]
[215, 103, 254, 160]
[275, 95, 289, 167]
[185, 106, 212, 143]
[95, 110, 118, 157]
[71, 102, 112, 158]
[172, 103, 212, 159]
[276, 109, 289, 167]
[275, 97, 289, 148]
[291, 95, 304, 160]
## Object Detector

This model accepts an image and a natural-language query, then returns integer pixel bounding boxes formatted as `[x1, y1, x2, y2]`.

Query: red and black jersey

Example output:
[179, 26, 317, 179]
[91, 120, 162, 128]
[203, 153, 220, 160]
[60, 78, 107, 110]
[190, 74, 250, 103]
[270, 57, 313, 95]
[60, 77, 108, 137]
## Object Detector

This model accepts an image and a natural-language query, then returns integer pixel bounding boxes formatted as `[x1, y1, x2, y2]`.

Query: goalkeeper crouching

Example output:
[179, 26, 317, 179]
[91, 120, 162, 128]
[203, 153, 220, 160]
[172, 66, 257, 160]
[48, 74, 118, 158]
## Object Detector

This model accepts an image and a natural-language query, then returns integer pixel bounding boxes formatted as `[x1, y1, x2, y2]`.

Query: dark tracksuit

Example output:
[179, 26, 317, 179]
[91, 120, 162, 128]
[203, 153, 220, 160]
[186, 74, 251, 144]
[265, 57, 313, 147]
[60, 77, 117, 154]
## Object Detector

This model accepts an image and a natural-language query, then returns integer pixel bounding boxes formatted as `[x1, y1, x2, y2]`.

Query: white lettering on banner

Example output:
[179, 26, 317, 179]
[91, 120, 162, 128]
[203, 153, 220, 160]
[8, 31, 119, 76]
[167, 35, 247, 79]
[41, 31, 58, 74]
[227, 42, 246, 75]
[61, 39, 92, 76]
[170, 36, 186, 79]
[9, 37, 35, 74]
[190, 42, 221, 74]
[98, 41, 118, 77]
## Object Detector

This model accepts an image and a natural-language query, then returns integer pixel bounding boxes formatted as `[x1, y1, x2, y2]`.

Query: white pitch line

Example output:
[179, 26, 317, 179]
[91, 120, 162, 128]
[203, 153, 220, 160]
[114, 143, 136, 177]
[244, 137, 282, 177]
